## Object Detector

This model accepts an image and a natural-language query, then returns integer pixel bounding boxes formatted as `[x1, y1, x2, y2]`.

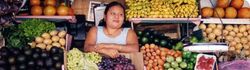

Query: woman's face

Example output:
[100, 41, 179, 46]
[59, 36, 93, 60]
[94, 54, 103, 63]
[105, 5, 124, 29]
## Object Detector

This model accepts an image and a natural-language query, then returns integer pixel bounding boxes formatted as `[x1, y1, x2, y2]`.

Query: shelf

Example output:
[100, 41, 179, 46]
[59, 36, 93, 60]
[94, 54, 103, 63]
[129, 18, 201, 24]
[201, 18, 250, 24]
[15, 16, 75, 22]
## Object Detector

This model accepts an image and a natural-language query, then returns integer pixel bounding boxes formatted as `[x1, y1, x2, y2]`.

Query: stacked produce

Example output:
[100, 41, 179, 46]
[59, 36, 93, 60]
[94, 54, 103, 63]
[3, 19, 56, 48]
[98, 55, 135, 70]
[30, 0, 74, 16]
[136, 28, 179, 49]
[0, 46, 64, 70]
[28, 30, 67, 51]
[164, 56, 187, 70]
[201, 0, 250, 18]
[66, 48, 102, 70]
[125, 0, 199, 19]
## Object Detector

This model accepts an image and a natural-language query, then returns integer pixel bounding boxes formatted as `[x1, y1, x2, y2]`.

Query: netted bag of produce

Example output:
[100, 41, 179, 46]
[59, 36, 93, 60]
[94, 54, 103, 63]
[219, 60, 250, 70]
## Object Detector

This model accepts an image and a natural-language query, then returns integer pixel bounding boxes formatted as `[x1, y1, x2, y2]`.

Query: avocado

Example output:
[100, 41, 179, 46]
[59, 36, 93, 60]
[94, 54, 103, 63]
[17, 55, 26, 64]
[33, 47, 42, 54]
[136, 30, 143, 36]
[24, 49, 32, 56]
[0, 59, 7, 66]
[45, 58, 53, 67]
[141, 37, 148, 45]
[10, 65, 17, 70]
[50, 47, 60, 54]
[36, 60, 44, 67]
[8, 56, 15, 64]
[0, 47, 9, 57]
[9, 48, 20, 56]
[154, 38, 160, 45]
[32, 53, 40, 59]
[52, 54, 61, 62]
[27, 60, 35, 67]
[160, 39, 167, 47]
[17, 64, 27, 70]
[54, 62, 62, 70]
[41, 52, 49, 59]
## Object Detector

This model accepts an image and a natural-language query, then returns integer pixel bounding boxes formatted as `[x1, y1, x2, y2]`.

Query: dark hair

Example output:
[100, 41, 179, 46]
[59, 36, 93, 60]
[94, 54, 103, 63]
[99, 1, 126, 27]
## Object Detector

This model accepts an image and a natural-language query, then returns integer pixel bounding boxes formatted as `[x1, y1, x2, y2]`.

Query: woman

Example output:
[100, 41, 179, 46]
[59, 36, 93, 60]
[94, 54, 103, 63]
[84, 1, 139, 58]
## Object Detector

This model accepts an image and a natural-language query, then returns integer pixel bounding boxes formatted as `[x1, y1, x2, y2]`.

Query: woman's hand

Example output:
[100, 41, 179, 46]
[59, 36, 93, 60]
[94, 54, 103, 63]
[98, 49, 119, 58]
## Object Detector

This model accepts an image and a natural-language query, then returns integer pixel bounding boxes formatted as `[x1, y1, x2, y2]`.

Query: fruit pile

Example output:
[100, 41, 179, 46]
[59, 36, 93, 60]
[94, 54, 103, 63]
[199, 23, 250, 55]
[0, 46, 64, 70]
[30, 0, 74, 16]
[28, 30, 67, 51]
[125, 0, 199, 19]
[201, 0, 250, 18]
[164, 56, 187, 70]
[98, 55, 135, 70]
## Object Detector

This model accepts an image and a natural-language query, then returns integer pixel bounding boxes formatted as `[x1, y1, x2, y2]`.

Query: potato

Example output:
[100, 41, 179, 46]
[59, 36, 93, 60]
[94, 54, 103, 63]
[246, 25, 250, 30]
[204, 38, 209, 42]
[199, 24, 206, 30]
[205, 28, 213, 33]
[216, 36, 223, 40]
[235, 43, 243, 50]
[28, 41, 36, 48]
[229, 31, 236, 37]
[41, 32, 51, 39]
[59, 38, 66, 46]
[52, 42, 61, 47]
[225, 25, 234, 31]
[223, 30, 229, 35]
[35, 37, 44, 43]
[233, 25, 239, 33]
[243, 44, 250, 50]
[225, 36, 234, 41]
[213, 28, 222, 36]
[217, 24, 223, 29]
[58, 30, 67, 38]
[43, 39, 52, 45]
[236, 33, 243, 38]
[208, 33, 216, 40]
[247, 35, 250, 41]
[36, 43, 46, 50]
[236, 49, 241, 54]
[229, 46, 235, 51]
[241, 37, 248, 44]
[230, 41, 237, 46]
[239, 24, 247, 33]
[51, 36, 60, 42]
[243, 32, 248, 37]
[203, 32, 207, 37]
[210, 39, 217, 43]
[235, 37, 241, 43]
[49, 30, 58, 36]
[208, 24, 216, 29]
[244, 50, 250, 56]
[46, 45, 52, 51]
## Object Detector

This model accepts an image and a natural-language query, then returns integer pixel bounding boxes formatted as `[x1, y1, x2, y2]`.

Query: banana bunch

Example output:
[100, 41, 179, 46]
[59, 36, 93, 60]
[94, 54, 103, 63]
[126, 0, 151, 19]
[174, 4, 199, 18]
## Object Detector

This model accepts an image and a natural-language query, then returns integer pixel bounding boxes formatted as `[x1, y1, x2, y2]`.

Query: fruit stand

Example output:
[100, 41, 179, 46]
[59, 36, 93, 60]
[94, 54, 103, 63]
[0, 0, 250, 70]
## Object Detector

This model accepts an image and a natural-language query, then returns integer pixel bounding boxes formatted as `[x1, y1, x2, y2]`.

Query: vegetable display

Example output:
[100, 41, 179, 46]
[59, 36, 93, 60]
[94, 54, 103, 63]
[66, 48, 85, 70]
[18, 19, 56, 41]
[0, 46, 64, 70]
[28, 30, 66, 51]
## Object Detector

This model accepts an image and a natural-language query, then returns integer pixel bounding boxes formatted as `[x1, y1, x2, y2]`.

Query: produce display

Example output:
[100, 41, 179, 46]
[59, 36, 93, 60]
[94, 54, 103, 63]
[3, 19, 56, 48]
[199, 24, 250, 55]
[201, 0, 250, 18]
[66, 48, 85, 70]
[98, 55, 135, 70]
[0, 46, 64, 70]
[28, 30, 67, 51]
[30, 0, 73, 16]
[136, 28, 179, 49]
[195, 54, 216, 70]
[125, 0, 199, 19]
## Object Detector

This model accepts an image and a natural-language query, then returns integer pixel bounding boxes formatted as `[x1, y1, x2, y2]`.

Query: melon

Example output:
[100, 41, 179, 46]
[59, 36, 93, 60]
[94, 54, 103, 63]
[230, 0, 244, 9]
[213, 7, 225, 18]
[225, 7, 237, 18]
[216, 0, 229, 8]
[201, 7, 213, 18]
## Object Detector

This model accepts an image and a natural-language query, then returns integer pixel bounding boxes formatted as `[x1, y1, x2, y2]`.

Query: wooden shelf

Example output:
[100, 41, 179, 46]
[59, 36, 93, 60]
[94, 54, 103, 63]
[201, 18, 250, 24]
[129, 18, 201, 24]
[15, 16, 75, 22]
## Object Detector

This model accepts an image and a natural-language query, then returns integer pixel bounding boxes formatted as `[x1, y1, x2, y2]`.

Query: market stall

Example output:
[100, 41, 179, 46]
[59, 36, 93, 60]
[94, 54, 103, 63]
[0, 0, 250, 70]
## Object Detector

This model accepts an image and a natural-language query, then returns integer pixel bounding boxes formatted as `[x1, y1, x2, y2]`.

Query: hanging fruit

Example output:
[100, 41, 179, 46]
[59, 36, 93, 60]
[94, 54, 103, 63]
[57, 3, 69, 16]
[31, 5, 42, 15]
[45, 0, 56, 6]
[44, 5, 56, 16]
[30, 0, 40, 6]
